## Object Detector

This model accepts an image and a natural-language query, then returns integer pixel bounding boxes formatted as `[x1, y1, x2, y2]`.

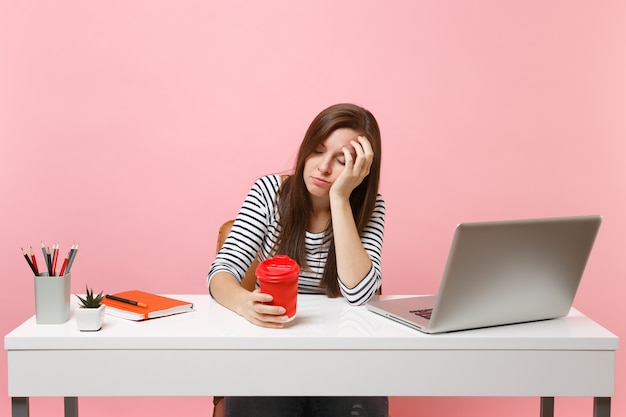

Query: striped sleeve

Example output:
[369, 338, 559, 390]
[207, 175, 281, 289]
[338, 194, 386, 305]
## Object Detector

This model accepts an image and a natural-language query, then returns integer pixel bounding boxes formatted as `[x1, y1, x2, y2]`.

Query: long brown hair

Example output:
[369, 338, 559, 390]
[275, 103, 382, 296]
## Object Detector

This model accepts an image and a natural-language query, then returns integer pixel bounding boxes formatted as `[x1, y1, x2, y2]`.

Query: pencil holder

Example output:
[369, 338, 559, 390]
[34, 273, 71, 324]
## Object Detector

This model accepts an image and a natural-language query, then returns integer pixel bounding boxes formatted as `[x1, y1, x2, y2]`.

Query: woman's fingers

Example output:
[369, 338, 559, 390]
[349, 136, 373, 176]
[246, 290, 289, 328]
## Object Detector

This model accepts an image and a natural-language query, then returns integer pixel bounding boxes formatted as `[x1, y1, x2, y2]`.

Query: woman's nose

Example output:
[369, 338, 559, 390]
[318, 158, 331, 174]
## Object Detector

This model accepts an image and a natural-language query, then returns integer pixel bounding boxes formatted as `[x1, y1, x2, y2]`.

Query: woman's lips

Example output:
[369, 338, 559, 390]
[311, 177, 330, 186]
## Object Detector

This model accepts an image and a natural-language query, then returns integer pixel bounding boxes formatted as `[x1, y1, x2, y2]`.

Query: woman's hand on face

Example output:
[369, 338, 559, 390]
[239, 289, 290, 328]
[330, 135, 374, 200]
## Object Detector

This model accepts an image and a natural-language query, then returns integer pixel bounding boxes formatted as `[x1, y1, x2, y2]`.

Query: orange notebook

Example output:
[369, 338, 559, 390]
[102, 290, 194, 321]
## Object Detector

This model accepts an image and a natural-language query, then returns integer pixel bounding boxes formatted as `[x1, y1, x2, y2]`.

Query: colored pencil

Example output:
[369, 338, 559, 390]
[29, 247, 39, 275]
[22, 248, 38, 275]
[51, 243, 59, 276]
[105, 294, 148, 308]
[41, 241, 51, 275]
[59, 252, 70, 276]
[46, 246, 53, 275]
[66, 243, 79, 273]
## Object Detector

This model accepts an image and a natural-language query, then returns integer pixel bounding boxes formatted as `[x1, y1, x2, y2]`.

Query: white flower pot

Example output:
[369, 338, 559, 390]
[75, 304, 105, 331]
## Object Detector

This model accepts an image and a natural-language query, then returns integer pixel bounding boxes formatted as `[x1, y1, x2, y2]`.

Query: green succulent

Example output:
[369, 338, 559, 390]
[76, 286, 104, 308]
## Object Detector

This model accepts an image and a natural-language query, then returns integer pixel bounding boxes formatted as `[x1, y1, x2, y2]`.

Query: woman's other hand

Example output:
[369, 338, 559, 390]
[238, 289, 291, 328]
[330, 135, 373, 200]
[210, 272, 290, 329]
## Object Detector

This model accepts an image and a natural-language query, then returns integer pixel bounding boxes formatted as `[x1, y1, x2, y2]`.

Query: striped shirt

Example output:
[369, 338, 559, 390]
[207, 174, 386, 305]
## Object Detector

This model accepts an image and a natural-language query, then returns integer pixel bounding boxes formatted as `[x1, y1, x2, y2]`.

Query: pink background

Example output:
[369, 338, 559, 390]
[1, 1, 624, 416]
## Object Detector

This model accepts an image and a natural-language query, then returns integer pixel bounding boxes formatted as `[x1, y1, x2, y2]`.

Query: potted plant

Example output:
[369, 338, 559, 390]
[75, 286, 105, 331]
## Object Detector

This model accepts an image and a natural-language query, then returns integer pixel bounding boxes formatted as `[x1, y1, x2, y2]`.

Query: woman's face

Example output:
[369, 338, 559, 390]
[303, 128, 359, 203]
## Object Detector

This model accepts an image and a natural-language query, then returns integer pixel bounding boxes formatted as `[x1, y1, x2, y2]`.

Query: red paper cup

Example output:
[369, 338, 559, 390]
[256, 255, 300, 320]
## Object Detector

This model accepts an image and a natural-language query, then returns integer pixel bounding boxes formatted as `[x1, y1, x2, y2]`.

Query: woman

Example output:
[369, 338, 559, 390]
[207, 103, 387, 417]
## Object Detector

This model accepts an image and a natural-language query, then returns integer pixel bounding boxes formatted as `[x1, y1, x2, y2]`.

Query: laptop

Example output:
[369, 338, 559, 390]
[366, 215, 602, 333]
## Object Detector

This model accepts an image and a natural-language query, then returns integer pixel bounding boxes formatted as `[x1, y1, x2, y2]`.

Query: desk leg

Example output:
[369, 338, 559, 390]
[594, 397, 611, 417]
[540, 397, 554, 417]
[64, 397, 78, 417]
[11, 397, 29, 417]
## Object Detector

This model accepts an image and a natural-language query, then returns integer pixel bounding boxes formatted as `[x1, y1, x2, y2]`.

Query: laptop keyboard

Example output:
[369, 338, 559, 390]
[409, 308, 433, 320]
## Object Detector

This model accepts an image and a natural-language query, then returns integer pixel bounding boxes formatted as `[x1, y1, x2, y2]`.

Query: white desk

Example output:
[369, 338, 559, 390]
[5, 294, 619, 417]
